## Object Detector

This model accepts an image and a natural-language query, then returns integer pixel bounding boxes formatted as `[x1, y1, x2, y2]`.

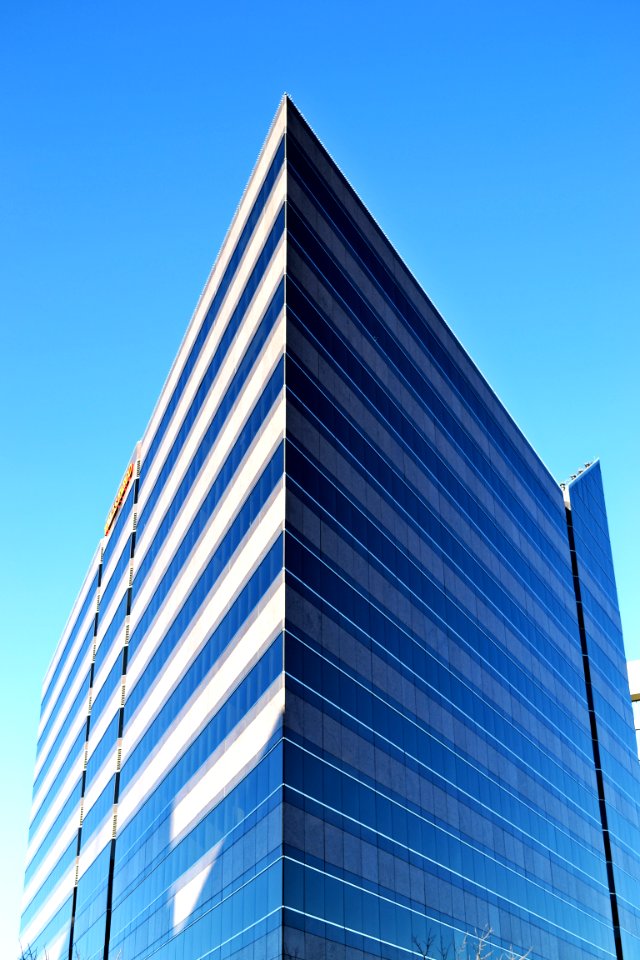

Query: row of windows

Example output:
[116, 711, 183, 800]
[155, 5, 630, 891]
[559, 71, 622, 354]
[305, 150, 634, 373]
[284, 624, 603, 869]
[72, 842, 111, 960]
[139, 137, 284, 484]
[284, 642, 603, 885]
[112, 860, 282, 960]
[85, 712, 120, 796]
[112, 798, 282, 951]
[284, 424, 592, 788]
[114, 741, 283, 912]
[286, 449, 595, 794]
[570, 474, 640, 926]
[26, 894, 72, 960]
[34, 663, 91, 799]
[286, 132, 566, 541]
[122, 597, 281, 807]
[25, 778, 82, 886]
[282, 737, 610, 933]
[287, 205, 571, 590]
[132, 325, 283, 615]
[286, 274, 578, 651]
[125, 509, 282, 749]
[91, 655, 123, 728]
[130, 301, 284, 668]
[21, 833, 77, 931]
[94, 590, 127, 681]
[39, 570, 97, 725]
[81, 774, 115, 845]
[285, 350, 585, 717]
[286, 429, 592, 773]
[137, 208, 284, 545]
[99, 532, 132, 622]
[114, 536, 282, 868]
[31, 716, 87, 830]
[101, 484, 134, 572]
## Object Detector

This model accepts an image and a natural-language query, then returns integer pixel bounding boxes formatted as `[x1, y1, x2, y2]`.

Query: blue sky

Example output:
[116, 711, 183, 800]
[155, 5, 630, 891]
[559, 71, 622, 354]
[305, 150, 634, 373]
[1, 0, 638, 949]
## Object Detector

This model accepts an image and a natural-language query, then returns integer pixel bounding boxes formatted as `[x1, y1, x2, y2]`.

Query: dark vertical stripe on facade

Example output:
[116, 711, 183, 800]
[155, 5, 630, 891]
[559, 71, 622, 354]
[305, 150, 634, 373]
[67, 557, 103, 960]
[564, 500, 624, 960]
[68, 469, 140, 960]
[102, 471, 140, 960]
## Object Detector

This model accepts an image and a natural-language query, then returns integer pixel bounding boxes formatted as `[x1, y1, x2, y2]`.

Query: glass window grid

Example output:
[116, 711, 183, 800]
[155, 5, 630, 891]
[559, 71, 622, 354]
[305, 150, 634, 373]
[284, 628, 603, 861]
[36, 614, 95, 770]
[85, 712, 120, 794]
[93, 591, 127, 680]
[99, 533, 132, 619]
[32, 723, 88, 830]
[114, 740, 283, 906]
[286, 428, 587, 748]
[287, 134, 565, 538]
[34, 666, 91, 797]
[112, 855, 282, 960]
[21, 835, 78, 930]
[91, 655, 123, 728]
[286, 275, 577, 639]
[133, 339, 284, 603]
[81, 775, 116, 844]
[137, 212, 285, 543]
[284, 634, 604, 873]
[40, 571, 98, 722]
[284, 406, 588, 758]
[287, 205, 570, 575]
[281, 762, 610, 932]
[121, 626, 281, 801]
[25, 778, 82, 885]
[101, 486, 134, 572]
[140, 138, 284, 484]
[26, 895, 73, 960]
[286, 353, 586, 705]
[286, 440, 593, 766]
[126, 509, 283, 727]
[129, 328, 284, 668]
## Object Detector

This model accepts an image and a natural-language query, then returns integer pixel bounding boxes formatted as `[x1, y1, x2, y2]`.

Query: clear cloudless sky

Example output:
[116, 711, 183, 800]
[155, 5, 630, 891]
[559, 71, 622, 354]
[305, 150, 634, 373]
[1, 0, 638, 950]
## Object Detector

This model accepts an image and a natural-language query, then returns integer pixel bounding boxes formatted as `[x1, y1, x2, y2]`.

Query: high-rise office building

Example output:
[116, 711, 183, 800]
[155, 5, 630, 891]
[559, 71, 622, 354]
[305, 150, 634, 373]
[20, 97, 640, 960]
[627, 661, 640, 757]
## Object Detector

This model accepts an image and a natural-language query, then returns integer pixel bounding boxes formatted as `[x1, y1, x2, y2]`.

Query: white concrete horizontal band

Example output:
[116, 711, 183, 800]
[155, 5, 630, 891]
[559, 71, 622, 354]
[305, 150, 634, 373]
[26, 750, 84, 870]
[137, 179, 285, 520]
[21, 802, 79, 913]
[100, 508, 134, 599]
[32, 688, 90, 823]
[139, 104, 285, 467]
[120, 578, 285, 828]
[34, 638, 94, 787]
[170, 680, 284, 843]
[133, 255, 284, 591]
[87, 679, 124, 763]
[126, 469, 284, 714]
[130, 313, 285, 647]
[37, 586, 97, 750]
[124, 415, 284, 754]
[41, 547, 99, 711]
[19, 860, 76, 951]
[82, 744, 118, 829]
[91, 619, 127, 707]
[76, 814, 114, 886]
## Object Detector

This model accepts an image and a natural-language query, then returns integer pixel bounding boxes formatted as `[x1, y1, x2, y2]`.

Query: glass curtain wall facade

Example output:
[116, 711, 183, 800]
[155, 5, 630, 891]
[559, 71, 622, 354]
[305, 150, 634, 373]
[626, 661, 640, 758]
[20, 97, 640, 960]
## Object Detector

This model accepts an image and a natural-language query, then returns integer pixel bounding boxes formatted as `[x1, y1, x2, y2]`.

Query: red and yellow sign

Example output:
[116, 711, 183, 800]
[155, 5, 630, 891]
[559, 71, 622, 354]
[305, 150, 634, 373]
[104, 462, 134, 536]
